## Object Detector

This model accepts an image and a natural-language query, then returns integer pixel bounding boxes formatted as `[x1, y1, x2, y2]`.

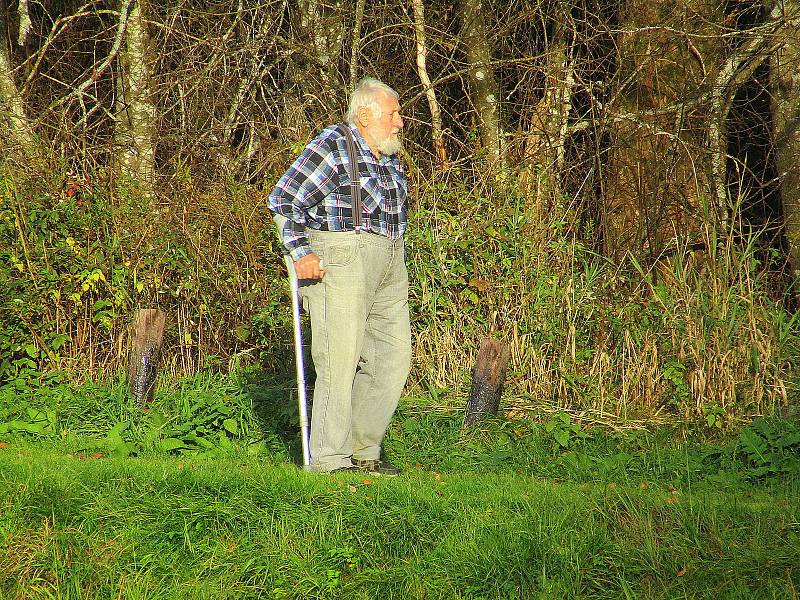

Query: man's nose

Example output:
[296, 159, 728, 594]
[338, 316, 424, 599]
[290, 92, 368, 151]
[395, 115, 404, 129]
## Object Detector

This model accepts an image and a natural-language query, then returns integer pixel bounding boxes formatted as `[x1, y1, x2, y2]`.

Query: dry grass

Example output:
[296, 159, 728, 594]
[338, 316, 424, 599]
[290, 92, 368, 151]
[407, 179, 797, 424]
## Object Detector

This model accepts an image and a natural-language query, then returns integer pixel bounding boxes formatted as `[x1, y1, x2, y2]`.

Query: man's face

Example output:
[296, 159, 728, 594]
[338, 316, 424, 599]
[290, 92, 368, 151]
[362, 93, 403, 156]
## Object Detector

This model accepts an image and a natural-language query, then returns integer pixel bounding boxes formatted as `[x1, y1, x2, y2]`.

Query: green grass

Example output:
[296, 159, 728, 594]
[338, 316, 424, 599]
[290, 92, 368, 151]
[1, 375, 799, 599]
[1, 445, 798, 599]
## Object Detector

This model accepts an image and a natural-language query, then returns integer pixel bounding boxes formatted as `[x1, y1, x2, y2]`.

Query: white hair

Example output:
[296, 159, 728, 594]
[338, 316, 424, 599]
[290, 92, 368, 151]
[346, 77, 399, 126]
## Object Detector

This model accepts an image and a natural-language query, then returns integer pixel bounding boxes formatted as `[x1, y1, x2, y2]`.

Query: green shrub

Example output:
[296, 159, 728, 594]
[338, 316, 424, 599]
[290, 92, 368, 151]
[737, 417, 800, 479]
[3, 165, 799, 423]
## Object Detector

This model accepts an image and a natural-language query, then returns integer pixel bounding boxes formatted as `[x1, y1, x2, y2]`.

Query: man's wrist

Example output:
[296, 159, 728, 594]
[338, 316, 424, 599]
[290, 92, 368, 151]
[289, 245, 311, 262]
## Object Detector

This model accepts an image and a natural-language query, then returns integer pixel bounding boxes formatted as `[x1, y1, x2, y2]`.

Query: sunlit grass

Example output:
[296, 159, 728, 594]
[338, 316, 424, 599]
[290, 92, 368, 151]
[1, 447, 797, 599]
[1, 390, 798, 599]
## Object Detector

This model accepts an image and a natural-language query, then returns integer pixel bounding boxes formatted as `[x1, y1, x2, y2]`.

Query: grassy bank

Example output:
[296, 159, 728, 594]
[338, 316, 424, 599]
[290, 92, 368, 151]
[1, 443, 798, 599]
[1, 376, 799, 599]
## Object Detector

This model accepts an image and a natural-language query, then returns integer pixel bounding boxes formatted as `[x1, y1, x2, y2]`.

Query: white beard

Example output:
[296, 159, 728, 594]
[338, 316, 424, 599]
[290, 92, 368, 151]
[376, 133, 403, 156]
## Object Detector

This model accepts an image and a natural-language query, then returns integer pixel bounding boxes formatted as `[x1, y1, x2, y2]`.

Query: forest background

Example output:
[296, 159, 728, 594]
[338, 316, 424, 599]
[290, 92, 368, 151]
[2, 0, 800, 427]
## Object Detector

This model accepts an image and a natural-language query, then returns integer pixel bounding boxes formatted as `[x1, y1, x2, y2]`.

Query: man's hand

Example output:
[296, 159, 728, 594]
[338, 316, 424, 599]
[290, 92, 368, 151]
[294, 253, 325, 280]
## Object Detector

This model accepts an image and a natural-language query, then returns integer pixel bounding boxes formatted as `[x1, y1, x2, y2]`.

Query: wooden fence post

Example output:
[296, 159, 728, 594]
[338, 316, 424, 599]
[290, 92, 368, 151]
[128, 308, 166, 406]
[463, 338, 510, 428]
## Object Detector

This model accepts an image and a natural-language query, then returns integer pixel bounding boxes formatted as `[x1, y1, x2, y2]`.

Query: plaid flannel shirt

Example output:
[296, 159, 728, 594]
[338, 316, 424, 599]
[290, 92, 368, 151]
[268, 123, 408, 260]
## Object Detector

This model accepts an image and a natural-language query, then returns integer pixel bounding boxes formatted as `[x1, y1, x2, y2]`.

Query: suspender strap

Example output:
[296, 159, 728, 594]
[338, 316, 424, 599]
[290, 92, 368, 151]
[341, 124, 363, 233]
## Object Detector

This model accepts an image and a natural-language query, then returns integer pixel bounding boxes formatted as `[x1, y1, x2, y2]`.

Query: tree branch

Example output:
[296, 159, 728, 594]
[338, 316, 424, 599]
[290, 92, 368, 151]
[411, 0, 446, 163]
[709, 1, 788, 217]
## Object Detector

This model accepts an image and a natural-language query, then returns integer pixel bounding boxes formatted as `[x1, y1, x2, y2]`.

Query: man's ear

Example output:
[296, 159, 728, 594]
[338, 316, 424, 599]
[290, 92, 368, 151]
[357, 106, 372, 127]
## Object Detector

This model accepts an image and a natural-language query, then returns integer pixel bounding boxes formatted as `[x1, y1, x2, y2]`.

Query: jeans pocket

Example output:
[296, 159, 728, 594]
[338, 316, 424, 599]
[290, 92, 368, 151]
[325, 243, 357, 267]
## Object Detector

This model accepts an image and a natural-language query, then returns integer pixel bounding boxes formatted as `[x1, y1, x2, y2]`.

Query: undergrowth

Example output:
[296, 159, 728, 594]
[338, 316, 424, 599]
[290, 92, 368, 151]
[2, 165, 799, 422]
[1, 373, 799, 485]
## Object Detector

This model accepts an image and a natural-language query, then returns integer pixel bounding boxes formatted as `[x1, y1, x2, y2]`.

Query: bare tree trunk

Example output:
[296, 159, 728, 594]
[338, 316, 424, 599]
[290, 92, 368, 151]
[708, 0, 786, 226]
[460, 0, 503, 168]
[349, 0, 366, 90]
[300, 0, 344, 90]
[772, 0, 800, 275]
[518, 2, 575, 199]
[600, 0, 724, 258]
[412, 0, 446, 164]
[114, 0, 156, 192]
[542, 3, 574, 200]
[281, 0, 345, 134]
[0, 17, 36, 157]
[17, 0, 31, 46]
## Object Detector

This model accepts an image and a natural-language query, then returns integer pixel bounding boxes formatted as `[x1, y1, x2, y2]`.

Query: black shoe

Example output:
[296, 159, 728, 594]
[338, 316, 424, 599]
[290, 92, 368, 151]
[353, 458, 401, 476]
[330, 465, 362, 474]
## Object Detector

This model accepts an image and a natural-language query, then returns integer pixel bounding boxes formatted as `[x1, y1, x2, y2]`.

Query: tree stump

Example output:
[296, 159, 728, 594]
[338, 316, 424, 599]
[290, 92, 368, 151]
[463, 338, 510, 427]
[127, 308, 166, 406]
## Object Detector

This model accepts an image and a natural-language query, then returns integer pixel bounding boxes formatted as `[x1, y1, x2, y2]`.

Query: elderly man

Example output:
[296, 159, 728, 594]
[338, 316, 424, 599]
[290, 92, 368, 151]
[269, 78, 411, 474]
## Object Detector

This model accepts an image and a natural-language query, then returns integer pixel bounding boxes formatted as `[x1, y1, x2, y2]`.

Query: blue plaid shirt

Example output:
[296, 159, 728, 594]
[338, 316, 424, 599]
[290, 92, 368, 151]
[269, 123, 408, 260]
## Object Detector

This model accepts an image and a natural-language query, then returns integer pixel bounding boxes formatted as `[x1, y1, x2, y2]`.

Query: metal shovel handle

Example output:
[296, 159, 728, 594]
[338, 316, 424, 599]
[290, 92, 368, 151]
[285, 254, 312, 467]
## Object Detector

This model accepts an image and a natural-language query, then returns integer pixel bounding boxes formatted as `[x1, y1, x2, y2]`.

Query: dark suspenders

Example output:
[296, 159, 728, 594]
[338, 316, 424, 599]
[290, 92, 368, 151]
[340, 124, 363, 234]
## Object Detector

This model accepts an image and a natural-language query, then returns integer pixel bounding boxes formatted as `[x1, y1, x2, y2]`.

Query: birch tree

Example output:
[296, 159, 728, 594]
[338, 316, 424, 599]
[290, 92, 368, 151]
[297, 0, 344, 114]
[0, 4, 37, 158]
[300, 0, 344, 81]
[348, 0, 366, 90]
[540, 0, 574, 200]
[114, 0, 155, 191]
[707, 0, 787, 224]
[412, 0, 446, 163]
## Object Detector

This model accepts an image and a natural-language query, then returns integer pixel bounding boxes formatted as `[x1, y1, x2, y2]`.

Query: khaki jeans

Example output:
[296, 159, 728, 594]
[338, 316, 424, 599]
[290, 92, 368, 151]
[293, 229, 411, 471]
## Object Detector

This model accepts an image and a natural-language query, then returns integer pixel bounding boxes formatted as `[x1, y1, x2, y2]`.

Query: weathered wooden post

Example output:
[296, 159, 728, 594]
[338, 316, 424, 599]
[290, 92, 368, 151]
[463, 338, 511, 427]
[127, 308, 166, 406]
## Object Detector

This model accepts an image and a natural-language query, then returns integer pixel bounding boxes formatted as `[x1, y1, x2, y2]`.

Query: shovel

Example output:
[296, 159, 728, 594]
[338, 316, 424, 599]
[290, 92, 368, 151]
[274, 214, 311, 467]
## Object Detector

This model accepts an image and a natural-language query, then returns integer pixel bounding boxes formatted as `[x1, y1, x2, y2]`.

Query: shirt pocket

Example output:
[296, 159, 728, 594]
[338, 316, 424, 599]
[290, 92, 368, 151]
[358, 175, 380, 204]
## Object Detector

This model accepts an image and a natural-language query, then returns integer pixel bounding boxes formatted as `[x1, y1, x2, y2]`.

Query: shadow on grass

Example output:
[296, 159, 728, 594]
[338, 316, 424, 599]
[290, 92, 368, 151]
[243, 294, 317, 466]
[238, 361, 315, 467]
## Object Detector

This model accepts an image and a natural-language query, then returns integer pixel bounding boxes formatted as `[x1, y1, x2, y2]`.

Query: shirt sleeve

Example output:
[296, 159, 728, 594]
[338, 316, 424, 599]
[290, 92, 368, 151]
[268, 131, 339, 260]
